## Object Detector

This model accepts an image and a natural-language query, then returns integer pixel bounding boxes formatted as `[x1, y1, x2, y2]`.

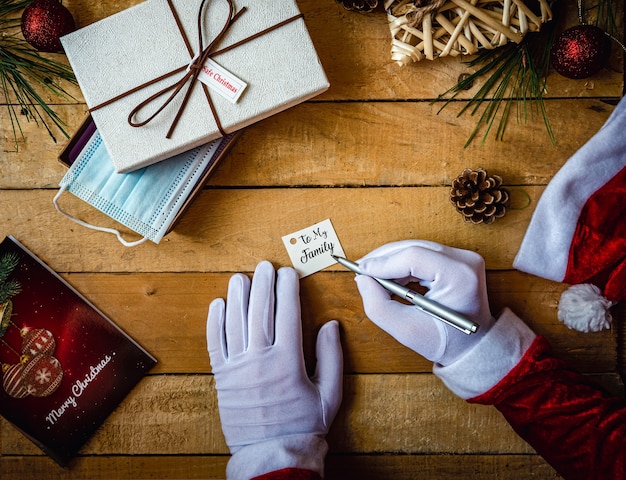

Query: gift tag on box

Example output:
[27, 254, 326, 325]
[195, 57, 247, 104]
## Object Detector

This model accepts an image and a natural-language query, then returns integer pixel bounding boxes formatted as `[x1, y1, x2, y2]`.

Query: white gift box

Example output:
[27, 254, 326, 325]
[61, 0, 329, 173]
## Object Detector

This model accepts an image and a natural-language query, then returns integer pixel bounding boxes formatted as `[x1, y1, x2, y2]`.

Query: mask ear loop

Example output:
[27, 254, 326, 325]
[53, 186, 149, 248]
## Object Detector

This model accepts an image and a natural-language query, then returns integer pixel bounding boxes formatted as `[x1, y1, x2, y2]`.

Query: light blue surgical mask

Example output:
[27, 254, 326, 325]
[53, 131, 222, 246]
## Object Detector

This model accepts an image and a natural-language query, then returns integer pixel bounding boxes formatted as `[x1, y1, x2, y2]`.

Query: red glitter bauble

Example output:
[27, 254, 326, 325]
[550, 25, 611, 79]
[22, 354, 63, 397]
[20, 0, 76, 53]
[21, 328, 56, 357]
[3, 363, 29, 399]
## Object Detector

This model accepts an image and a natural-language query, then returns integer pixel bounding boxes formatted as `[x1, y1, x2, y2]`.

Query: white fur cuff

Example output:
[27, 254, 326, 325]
[434, 308, 537, 400]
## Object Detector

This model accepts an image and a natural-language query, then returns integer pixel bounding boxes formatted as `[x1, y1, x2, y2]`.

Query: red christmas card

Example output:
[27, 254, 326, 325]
[0, 236, 157, 466]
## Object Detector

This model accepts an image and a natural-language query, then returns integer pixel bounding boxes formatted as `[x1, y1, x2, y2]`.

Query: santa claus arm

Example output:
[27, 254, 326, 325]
[436, 308, 626, 479]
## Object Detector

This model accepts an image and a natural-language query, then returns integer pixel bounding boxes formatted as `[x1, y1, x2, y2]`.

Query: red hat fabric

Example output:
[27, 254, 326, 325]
[514, 96, 626, 332]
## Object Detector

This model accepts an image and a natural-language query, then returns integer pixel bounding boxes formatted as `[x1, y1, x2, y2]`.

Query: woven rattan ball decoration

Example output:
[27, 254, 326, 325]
[450, 168, 510, 224]
[386, 0, 553, 65]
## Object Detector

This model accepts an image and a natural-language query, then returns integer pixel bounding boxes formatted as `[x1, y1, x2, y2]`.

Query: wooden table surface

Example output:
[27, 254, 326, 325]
[1, 0, 624, 478]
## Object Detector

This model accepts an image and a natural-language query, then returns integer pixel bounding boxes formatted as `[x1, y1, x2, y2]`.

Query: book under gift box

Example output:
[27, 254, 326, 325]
[57, 114, 241, 243]
[60, 0, 329, 173]
[0, 236, 157, 465]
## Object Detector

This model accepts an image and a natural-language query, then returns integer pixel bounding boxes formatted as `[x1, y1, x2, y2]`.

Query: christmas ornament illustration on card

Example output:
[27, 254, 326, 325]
[0, 236, 157, 466]
[1, 326, 64, 399]
[1, 255, 64, 399]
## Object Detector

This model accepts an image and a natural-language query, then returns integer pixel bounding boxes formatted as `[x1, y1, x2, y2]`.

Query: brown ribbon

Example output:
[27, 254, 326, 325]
[89, 0, 303, 139]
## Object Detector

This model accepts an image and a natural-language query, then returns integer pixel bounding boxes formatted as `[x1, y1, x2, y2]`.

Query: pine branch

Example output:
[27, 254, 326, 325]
[0, 0, 78, 148]
[435, 16, 558, 147]
[0, 0, 30, 18]
[0, 252, 21, 303]
[586, 0, 619, 33]
[434, 0, 622, 146]
[0, 279, 21, 303]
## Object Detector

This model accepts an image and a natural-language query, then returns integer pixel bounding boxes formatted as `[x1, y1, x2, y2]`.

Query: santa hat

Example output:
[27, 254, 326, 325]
[513, 96, 626, 333]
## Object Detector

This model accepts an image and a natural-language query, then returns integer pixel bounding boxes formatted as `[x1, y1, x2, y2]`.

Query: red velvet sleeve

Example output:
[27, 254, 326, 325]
[470, 336, 626, 480]
[252, 468, 322, 480]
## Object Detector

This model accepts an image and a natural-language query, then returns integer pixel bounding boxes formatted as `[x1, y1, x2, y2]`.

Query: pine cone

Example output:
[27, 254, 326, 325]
[450, 168, 510, 224]
[336, 0, 378, 12]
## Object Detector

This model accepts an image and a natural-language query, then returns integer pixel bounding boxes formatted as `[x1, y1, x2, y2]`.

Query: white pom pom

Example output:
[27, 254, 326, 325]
[557, 284, 615, 332]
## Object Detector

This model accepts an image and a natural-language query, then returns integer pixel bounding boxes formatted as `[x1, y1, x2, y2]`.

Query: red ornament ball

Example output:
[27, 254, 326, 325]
[22, 354, 63, 397]
[21, 0, 76, 53]
[3, 363, 29, 399]
[21, 328, 56, 357]
[550, 24, 611, 79]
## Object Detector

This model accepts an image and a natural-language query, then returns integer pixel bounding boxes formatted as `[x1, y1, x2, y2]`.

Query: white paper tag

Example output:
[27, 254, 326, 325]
[282, 219, 346, 278]
[196, 58, 247, 104]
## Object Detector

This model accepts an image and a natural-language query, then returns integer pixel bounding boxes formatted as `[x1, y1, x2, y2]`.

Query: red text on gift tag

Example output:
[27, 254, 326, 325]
[196, 58, 247, 104]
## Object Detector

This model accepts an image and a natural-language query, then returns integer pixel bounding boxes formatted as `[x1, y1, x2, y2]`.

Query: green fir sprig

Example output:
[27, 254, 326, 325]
[0, 252, 21, 303]
[435, 15, 558, 147]
[435, 0, 622, 147]
[0, 0, 77, 148]
[587, 0, 618, 33]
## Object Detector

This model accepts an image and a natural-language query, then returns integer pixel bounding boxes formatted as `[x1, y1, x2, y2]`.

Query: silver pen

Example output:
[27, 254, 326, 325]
[332, 255, 479, 335]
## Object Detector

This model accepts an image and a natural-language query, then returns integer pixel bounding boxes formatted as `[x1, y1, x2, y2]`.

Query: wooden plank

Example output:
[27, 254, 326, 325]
[305, 1, 623, 101]
[0, 374, 533, 455]
[325, 454, 557, 479]
[4, 0, 621, 107]
[53, 271, 618, 375]
[3, 373, 622, 458]
[0, 453, 557, 480]
[210, 98, 617, 187]
[0, 186, 540, 272]
[0, 2, 622, 479]
[0, 99, 617, 189]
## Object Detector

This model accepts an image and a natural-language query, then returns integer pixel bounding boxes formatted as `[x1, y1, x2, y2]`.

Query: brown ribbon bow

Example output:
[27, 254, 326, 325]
[89, 0, 303, 139]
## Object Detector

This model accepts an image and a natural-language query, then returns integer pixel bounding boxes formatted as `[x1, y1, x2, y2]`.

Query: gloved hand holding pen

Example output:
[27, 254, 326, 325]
[352, 240, 496, 366]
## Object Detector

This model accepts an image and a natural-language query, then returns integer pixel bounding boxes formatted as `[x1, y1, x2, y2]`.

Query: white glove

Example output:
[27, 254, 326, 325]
[354, 240, 495, 366]
[207, 261, 343, 478]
